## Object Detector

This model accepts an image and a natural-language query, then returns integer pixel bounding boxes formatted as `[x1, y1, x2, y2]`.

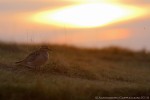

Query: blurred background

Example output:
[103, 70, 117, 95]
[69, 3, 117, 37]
[0, 0, 150, 50]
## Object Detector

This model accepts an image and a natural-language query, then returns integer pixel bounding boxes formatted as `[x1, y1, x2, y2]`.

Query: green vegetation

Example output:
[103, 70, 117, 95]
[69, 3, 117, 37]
[0, 42, 150, 100]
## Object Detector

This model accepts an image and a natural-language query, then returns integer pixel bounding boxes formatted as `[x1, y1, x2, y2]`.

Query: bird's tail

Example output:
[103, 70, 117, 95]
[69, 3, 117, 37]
[15, 60, 25, 65]
[15, 61, 27, 68]
[15, 61, 22, 64]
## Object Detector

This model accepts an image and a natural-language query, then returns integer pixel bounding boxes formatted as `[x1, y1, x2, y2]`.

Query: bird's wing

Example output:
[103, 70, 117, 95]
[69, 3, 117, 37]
[16, 50, 41, 64]
[24, 50, 41, 62]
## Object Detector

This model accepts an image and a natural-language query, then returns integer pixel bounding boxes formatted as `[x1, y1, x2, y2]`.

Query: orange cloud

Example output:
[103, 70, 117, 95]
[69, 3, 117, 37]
[53, 29, 131, 45]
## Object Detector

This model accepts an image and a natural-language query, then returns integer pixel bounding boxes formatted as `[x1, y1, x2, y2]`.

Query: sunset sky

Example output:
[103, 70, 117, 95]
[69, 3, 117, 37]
[0, 0, 150, 50]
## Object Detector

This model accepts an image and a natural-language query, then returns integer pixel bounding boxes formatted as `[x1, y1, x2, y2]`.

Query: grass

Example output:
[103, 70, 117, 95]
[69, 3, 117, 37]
[0, 42, 150, 100]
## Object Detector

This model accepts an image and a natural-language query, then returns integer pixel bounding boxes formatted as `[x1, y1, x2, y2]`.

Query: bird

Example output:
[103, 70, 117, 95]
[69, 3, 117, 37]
[16, 46, 51, 69]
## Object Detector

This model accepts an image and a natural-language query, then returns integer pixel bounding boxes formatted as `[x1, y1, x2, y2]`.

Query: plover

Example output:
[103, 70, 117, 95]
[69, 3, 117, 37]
[16, 46, 51, 69]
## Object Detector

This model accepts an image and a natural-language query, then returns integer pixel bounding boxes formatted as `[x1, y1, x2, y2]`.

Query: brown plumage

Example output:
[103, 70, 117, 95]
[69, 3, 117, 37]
[16, 46, 51, 69]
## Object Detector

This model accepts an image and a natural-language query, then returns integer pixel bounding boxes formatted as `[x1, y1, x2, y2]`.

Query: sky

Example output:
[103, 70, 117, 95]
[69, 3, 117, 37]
[0, 0, 150, 50]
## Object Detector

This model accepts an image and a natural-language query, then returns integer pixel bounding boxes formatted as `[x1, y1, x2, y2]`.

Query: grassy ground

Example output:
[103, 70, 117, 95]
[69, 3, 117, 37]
[0, 42, 150, 100]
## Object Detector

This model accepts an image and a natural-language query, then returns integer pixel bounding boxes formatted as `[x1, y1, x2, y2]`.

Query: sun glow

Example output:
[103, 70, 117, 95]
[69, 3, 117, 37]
[30, 3, 145, 28]
[53, 29, 130, 44]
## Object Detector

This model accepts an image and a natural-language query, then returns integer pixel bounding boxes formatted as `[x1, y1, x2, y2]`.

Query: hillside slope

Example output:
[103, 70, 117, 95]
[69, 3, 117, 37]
[0, 43, 150, 100]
